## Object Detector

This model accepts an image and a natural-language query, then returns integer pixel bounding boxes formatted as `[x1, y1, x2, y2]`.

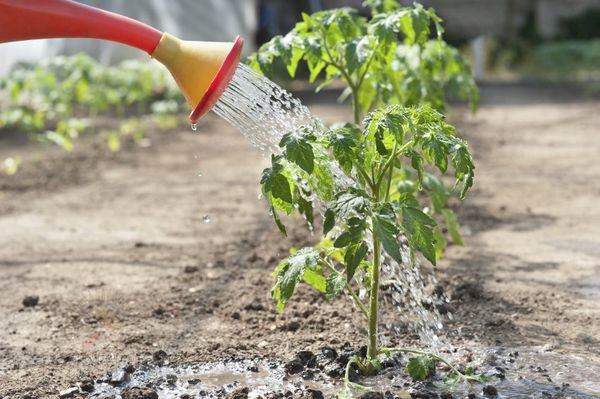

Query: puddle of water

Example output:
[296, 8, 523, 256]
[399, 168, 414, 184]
[90, 347, 600, 399]
[91, 359, 335, 399]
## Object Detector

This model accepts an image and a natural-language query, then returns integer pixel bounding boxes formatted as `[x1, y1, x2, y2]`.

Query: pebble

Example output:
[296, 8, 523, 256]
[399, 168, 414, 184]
[58, 387, 78, 398]
[110, 368, 129, 386]
[122, 386, 159, 399]
[483, 385, 498, 397]
[225, 387, 249, 399]
[22, 295, 39, 308]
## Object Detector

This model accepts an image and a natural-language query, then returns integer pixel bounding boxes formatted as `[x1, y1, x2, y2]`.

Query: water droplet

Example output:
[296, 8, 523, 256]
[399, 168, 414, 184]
[191, 123, 197, 131]
[202, 215, 211, 224]
[197, 171, 203, 177]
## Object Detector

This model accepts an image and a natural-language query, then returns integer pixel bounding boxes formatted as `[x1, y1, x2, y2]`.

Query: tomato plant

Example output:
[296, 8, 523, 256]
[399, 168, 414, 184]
[250, 0, 484, 388]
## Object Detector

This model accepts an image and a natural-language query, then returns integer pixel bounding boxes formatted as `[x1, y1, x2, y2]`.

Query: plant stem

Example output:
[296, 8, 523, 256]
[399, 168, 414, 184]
[366, 235, 381, 370]
[346, 283, 370, 319]
[352, 87, 361, 124]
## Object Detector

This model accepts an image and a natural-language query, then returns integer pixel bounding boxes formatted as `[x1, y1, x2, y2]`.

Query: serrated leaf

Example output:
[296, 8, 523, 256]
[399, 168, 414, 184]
[406, 355, 435, 381]
[323, 208, 335, 235]
[442, 208, 463, 245]
[271, 206, 287, 236]
[345, 241, 368, 281]
[401, 207, 437, 265]
[261, 160, 293, 205]
[273, 248, 321, 312]
[326, 273, 346, 299]
[296, 192, 314, 227]
[280, 133, 315, 174]
[373, 202, 402, 264]
[423, 174, 448, 213]
[303, 268, 326, 293]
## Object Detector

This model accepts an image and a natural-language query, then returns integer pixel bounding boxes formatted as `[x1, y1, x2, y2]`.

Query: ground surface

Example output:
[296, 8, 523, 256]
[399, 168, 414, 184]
[0, 84, 599, 398]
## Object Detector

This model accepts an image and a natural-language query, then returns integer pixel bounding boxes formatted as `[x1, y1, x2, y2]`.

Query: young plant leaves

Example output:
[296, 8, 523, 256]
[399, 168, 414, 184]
[406, 355, 435, 381]
[373, 203, 403, 264]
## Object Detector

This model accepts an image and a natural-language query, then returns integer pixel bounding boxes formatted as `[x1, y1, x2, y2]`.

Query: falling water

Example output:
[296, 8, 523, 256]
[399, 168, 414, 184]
[213, 64, 323, 155]
[213, 63, 447, 351]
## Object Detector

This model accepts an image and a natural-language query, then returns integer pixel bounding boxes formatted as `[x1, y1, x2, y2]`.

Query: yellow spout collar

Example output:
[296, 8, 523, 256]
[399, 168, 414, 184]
[151, 32, 233, 109]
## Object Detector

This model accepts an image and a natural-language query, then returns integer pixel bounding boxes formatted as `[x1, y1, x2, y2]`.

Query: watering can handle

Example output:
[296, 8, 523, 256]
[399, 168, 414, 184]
[0, 0, 163, 54]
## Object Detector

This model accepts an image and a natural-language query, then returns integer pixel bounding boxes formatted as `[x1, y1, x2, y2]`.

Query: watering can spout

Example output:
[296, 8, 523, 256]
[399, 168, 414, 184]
[152, 33, 244, 123]
[0, 0, 244, 123]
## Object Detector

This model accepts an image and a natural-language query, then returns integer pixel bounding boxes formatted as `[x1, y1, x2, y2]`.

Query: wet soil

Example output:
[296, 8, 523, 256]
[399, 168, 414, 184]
[1, 84, 599, 398]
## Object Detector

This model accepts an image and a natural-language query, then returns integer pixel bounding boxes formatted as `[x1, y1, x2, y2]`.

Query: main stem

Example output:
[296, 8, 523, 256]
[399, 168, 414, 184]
[367, 235, 381, 367]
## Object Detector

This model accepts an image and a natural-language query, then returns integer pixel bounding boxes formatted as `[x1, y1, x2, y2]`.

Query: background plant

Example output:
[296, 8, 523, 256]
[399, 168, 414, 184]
[0, 54, 183, 173]
[250, 0, 481, 387]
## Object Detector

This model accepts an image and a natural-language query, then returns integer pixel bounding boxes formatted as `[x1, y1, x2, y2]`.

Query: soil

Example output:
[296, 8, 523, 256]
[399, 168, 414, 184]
[1, 83, 599, 398]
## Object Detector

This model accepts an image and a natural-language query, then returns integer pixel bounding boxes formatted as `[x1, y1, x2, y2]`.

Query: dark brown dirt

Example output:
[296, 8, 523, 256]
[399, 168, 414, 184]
[1, 84, 599, 398]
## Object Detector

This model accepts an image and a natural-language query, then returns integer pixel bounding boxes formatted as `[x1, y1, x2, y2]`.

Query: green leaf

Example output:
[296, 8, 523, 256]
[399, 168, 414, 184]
[442, 208, 464, 245]
[271, 206, 287, 236]
[326, 273, 347, 299]
[373, 203, 402, 264]
[452, 144, 475, 199]
[422, 132, 449, 173]
[296, 192, 314, 227]
[280, 132, 315, 174]
[423, 174, 448, 213]
[332, 189, 371, 220]
[272, 248, 321, 312]
[344, 241, 368, 280]
[323, 208, 336, 235]
[433, 224, 447, 260]
[401, 207, 437, 265]
[328, 126, 360, 174]
[406, 355, 435, 381]
[303, 268, 326, 293]
[261, 160, 293, 205]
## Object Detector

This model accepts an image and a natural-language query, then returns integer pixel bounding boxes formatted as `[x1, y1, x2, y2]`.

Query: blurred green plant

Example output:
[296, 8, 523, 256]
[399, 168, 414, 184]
[535, 39, 600, 76]
[0, 54, 184, 173]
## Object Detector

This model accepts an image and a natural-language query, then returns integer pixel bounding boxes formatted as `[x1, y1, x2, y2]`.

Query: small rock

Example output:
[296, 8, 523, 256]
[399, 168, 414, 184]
[226, 387, 250, 399]
[360, 392, 384, 399]
[231, 311, 241, 320]
[320, 346, 337, 360]
[122, 386, 159, 399]
[166, 373, 178, 385]
[183, 265, 199, 273]
[110, 368, 129, 386]
[323, 362, 344, 378]
[22, 295, 39, 308]
[180, 395, 192, 399]
[152, 349, 168, 363]
[188, 378, 201, 385]
[58, 387, 79, 398]
[468, 394, 476, 399]
[283, 321, 301, 332]
[301, 389, 324, 399]
[483, 385, 498, 397]
[124, 364, 136, 373]
[247, 364, 259, 372]
[80, 378, 94, 392]
[296, 350, 315, 365]
[284, 359, 304, 375]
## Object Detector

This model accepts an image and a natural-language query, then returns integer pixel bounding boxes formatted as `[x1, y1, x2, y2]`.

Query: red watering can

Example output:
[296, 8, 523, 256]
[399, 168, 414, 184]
[0, 0, 244, 123]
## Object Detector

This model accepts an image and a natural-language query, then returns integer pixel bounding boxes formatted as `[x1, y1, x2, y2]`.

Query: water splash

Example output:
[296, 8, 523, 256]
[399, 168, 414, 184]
[191, 123, 198, 131]
[213, 64, 323, 155]
[203, 215, 211, 224]
[213, 63, 447, 351]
